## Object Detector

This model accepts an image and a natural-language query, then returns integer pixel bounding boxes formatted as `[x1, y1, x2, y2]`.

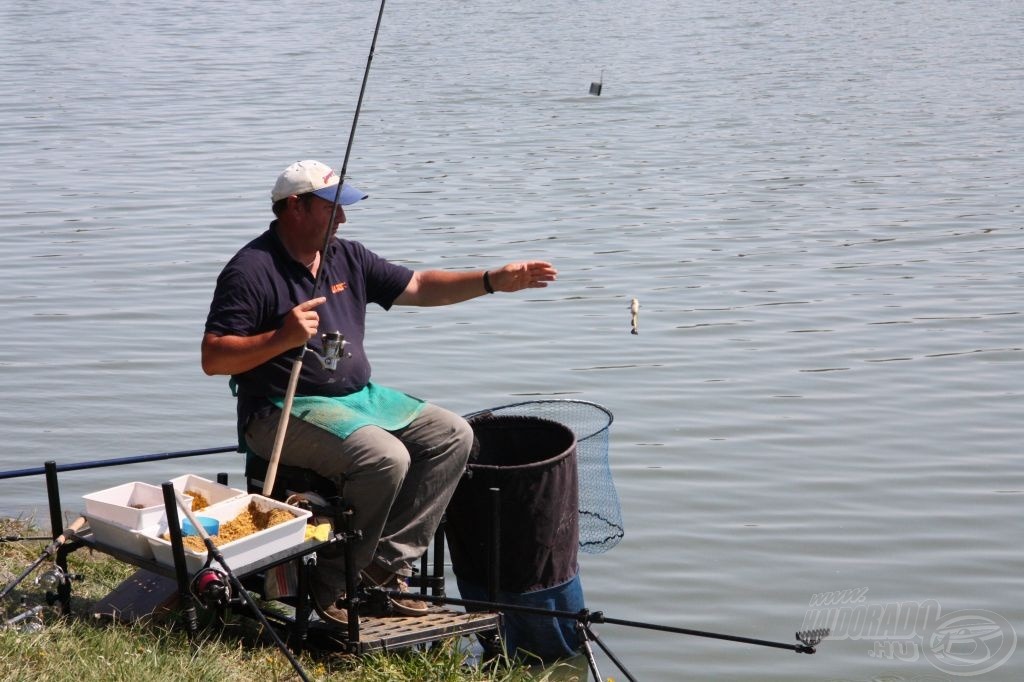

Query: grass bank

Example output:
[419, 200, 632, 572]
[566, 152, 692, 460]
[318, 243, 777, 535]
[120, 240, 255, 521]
[1, 518, 582, 682]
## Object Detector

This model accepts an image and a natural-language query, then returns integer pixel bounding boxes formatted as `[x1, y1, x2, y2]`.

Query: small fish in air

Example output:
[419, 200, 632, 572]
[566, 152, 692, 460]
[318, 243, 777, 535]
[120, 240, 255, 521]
[630, 298, 640, 335]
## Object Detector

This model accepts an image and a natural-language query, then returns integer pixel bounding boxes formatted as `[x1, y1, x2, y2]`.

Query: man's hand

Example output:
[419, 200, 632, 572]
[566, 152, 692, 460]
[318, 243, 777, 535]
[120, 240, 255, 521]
[278, 297, 326, 347]
[489, 261, 557, 292]
[201, 297, 327, 376]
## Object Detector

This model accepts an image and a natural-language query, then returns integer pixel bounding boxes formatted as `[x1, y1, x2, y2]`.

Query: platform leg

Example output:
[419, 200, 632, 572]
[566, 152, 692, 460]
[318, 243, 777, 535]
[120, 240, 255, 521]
[577, 622, 604, 681]
[43, 461, 64, 544]
[162, 482, 199, 637]
[487, 487, 501, 603]
[290, 554, 315, 650]
[43, 462, 75, 613]
[432, 516, 446, 598]
[341, 507, 361, 649]
[53, 542, 77, 614]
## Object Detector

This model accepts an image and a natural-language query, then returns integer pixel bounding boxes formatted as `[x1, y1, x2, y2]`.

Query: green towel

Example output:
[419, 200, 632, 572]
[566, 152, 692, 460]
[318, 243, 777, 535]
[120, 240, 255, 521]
[270, 382, 425, 440]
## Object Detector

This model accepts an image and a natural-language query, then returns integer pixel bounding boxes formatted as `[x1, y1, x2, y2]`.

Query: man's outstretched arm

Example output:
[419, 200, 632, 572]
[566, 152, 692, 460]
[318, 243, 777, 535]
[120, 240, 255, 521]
[394, 261, 557, 307]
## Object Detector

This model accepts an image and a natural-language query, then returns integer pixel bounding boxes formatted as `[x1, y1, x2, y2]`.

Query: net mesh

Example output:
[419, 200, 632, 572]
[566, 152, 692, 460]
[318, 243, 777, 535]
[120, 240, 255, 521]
[465, 399, 623, 554]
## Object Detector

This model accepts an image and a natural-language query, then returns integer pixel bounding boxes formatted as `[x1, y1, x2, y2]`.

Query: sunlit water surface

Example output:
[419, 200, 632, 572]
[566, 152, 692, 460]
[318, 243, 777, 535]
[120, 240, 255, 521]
[2, 2, 1022, 680]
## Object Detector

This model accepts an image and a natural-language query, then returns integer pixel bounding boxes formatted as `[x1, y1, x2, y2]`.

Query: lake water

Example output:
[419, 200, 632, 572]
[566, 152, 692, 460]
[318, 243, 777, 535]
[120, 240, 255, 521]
[2, 1, 1022, 680]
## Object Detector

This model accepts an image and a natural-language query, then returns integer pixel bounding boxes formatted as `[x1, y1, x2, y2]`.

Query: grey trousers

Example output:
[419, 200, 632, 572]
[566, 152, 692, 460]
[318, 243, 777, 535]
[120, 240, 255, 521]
[245, 402, 473, 600]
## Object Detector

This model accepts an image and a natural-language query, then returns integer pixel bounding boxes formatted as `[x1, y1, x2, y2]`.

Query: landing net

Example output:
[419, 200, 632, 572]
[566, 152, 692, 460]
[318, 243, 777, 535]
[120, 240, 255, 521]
[465, 399, 623, 554]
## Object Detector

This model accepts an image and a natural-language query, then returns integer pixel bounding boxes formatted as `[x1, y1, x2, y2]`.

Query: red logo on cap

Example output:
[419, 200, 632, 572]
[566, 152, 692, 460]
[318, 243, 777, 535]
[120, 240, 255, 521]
[322, 170, 335, 184]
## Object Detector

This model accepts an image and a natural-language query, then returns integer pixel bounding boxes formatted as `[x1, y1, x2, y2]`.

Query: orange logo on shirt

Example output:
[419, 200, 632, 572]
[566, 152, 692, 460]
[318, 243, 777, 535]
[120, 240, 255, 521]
[331, 281, 348, 294]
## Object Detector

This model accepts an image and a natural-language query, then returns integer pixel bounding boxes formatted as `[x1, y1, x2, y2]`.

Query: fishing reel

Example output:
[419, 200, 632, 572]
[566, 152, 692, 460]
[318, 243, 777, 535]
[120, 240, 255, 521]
[35, 565, 68, 591]
[36, 565, 82, 591]
[36, 564, 83, 606]
[307, 331, 349, 371]
[3, 601, 45, 633]
[191, 567, 233, 607]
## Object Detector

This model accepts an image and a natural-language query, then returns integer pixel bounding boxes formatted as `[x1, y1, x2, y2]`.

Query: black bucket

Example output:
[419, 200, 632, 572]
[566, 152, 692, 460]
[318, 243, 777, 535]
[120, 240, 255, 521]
[465, 399, 621, 554]
[446, 414, 582, 660]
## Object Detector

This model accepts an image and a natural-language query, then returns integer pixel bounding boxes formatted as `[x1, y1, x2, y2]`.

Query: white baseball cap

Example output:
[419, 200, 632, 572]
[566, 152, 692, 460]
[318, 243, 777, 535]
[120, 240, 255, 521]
[271, 160, 368, 205]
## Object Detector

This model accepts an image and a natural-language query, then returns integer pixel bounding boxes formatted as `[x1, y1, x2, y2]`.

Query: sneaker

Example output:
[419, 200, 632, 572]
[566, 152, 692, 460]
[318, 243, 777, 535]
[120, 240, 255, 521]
[361, 563, 429, 616]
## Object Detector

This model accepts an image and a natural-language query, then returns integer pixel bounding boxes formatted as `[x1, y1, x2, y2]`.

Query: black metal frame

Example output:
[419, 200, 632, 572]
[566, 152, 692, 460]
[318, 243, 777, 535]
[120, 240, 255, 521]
[38, 457, 495, 657]
[44, 462, 330, 645]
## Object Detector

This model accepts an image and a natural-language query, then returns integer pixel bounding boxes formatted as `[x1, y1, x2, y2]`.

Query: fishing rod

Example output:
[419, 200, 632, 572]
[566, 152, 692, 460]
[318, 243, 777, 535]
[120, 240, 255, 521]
[0, 445, 236, 481]
[375, 590, 827, 681]
[386, 590, 824, 652]
[0, 517, 85, 602]
[169, 488, 311, 682]
[1, 534, 54, 543]
[262, 0, 388, 496]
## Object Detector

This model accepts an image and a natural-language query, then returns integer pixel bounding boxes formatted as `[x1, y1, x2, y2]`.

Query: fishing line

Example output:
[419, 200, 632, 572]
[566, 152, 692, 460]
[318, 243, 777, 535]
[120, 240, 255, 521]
[263, 0, 388, 496]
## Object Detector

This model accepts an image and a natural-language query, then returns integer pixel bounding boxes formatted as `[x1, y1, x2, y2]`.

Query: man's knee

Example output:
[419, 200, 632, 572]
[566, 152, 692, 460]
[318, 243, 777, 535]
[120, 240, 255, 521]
[420, 405, 473, 462]
[353, 435, 412, 484]
[450, 416, 474, 464]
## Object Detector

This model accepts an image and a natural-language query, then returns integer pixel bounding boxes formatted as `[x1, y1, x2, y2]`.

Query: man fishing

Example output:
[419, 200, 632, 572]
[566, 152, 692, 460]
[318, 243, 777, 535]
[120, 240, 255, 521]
[201, 159, 557, 626]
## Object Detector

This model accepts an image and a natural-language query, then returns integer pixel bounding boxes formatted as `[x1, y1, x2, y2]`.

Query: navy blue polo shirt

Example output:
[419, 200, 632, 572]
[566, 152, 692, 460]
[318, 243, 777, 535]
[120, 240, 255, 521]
[204, 222, 414, 430]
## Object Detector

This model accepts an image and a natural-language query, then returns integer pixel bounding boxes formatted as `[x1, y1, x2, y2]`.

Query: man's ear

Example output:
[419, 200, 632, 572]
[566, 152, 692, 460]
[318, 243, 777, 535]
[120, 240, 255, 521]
[285, 195, 303, 213]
